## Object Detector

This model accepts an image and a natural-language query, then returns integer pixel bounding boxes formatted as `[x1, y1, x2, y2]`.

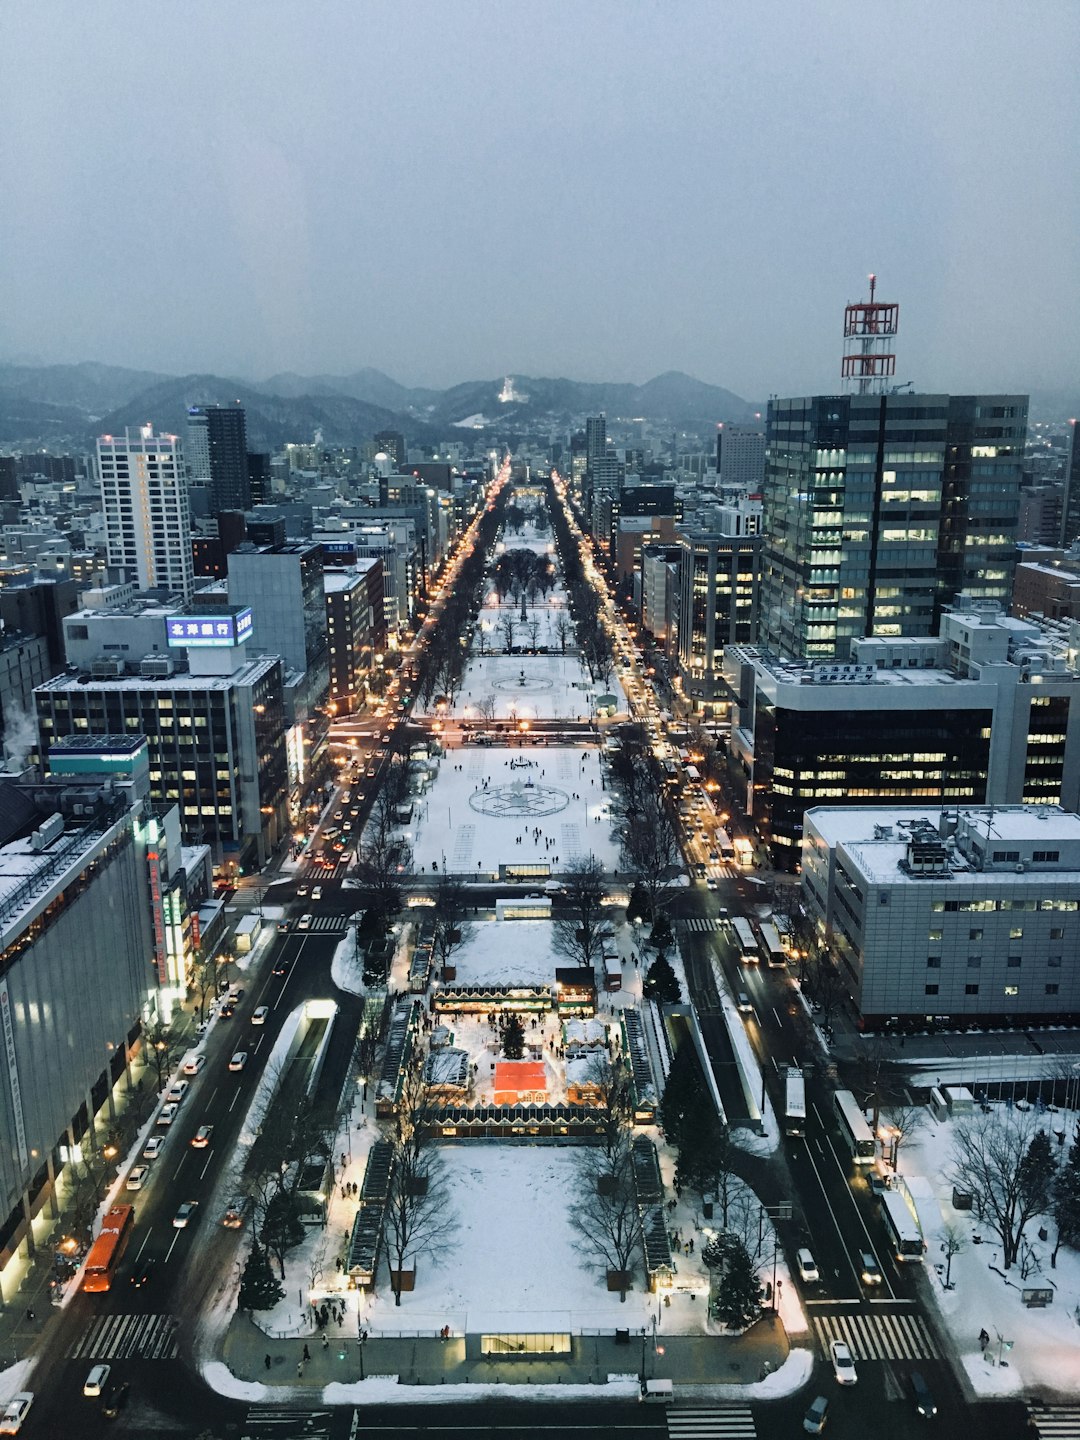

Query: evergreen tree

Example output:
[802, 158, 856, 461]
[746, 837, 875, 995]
[1020, 1128, 1057, 1216]
[626, 884, 651, 925]
[1053, 1135, 1080, 1264]
[503, 1014, 526, 1059]
[644, 954, 682, 1005]
[676, 1109, 733, 1207]
[706, 1233, 763, 1331]
[238, 1244, 285, 1312]
[660, 1043, 706, 1151]
[650, 914, 673, 948]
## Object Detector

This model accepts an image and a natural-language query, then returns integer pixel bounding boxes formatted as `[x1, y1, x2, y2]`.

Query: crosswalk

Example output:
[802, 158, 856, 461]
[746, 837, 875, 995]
[668, 1406, 755, 1439]
[680, 917, 723, 934]
[812, 1309, 938, 1362]
[244, 1405, 332, 1435]
[299, 914, 349, 934]
[68, 1312, 179, 1360]
[1030, 1408, 1080, 1438]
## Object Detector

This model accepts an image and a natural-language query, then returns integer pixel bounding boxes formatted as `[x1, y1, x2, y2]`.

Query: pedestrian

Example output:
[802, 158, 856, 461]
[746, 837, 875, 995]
[322, 1333, 330, 1350]
[303, 1342, 311, 1361]
[297, 1361, 304, 1378]
[264, 1353, 272, 1371]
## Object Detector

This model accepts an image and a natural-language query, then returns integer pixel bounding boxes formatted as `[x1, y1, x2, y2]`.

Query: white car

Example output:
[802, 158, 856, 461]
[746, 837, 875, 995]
[297, 913, 313, 930]
[228, 1052, 248, 1072]
[125, 1165, 149, 1191]
[0, 1394, 33, 1434]
[311, 885, 323, 901]
[173, 1200, 198, 1229]
[143, 1135, 164, 1160]
[796, 1248, 819, 1283]
[156, 1102, 178, 1127]
[164, 1079, 189, 1104]
[83, 1364, 110, 1397]
[252, 1006, 269, 1025]
[830, 1339, 857, 1385]
[181, 1053, 206, 1076]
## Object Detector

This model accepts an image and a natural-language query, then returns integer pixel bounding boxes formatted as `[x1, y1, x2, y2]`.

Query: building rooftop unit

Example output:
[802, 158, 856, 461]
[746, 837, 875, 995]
[38, 653, 280, 694]
[806, 805, 1080, 886]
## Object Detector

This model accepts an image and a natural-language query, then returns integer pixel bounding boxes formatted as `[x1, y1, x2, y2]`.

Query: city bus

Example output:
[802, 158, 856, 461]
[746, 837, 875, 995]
[758, 922, 787, 968]
[715, 828, 735, 861]
[82, 1204, 135, 1293]
[881, 1188, 924, 1262]
[784, 1067, 807, 1137]
[731, 917, 758, 962]
[833, 1089, 876, 1163]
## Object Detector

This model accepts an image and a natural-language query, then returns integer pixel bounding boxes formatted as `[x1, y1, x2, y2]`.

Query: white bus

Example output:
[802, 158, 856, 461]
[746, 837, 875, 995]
[881, 1188, 924, 1262]
[731, 917, 758, 962]
[758, 922, 787, 968]
[715, 828, 735, 860]
[784, 1067, 807, 1137]
[833, 1090, 876, 1164]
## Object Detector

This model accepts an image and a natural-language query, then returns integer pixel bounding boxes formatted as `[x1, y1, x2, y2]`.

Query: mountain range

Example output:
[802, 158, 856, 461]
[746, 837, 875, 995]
[0, 361, 755, 450]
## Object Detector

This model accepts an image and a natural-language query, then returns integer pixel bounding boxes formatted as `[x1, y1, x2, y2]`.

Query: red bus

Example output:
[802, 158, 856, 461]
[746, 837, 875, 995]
[82, 1204, 135, 1293]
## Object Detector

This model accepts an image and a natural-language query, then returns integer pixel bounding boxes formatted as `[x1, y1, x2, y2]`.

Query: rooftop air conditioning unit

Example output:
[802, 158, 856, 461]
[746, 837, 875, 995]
[91, 656, 125, 678]
[140, 655, 175, 678]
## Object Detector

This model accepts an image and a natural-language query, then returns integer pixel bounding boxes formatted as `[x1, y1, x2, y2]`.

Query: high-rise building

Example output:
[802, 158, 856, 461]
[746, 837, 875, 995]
[760, 393, 1027, 662]
[97, 425, 194, 600]
[246, 451, 272, 506]
[676, 530, 761, 698]
[187, 405, 249, 512]
[1061, 420, 1080, 547]
[585, 415, 607, 473]
[373, 431, 406, 469]
[715, 424, 765, 490]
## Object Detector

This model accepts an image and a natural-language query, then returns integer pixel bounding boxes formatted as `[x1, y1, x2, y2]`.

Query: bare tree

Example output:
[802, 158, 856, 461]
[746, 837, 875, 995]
[498, 613, 516, 655]
[948, 1109, 1057, 1269]
[940, 1221, 966, 1288]
[431, 872, 471, 973]
[620, 789, 682, 917]
[569, 1133, 643, 1301]
[144, 1020, 183, 1092]
[553, 854, 607, 970]
[476, 694, 498, 723]
[580, 1049, 634, 1167]
[382, 1059, 458, 1305]
[881, 1101, 929, 1172]
[525, 616, 541, 650]
[553, 613, 573, 655]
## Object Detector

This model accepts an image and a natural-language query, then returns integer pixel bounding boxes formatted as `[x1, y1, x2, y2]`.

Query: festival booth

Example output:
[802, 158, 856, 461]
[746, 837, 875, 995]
[492, 1059, 548, 1105]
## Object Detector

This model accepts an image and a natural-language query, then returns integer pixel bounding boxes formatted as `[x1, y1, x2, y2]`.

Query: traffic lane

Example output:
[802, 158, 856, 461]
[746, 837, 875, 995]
[26, 1356, 248, 1440]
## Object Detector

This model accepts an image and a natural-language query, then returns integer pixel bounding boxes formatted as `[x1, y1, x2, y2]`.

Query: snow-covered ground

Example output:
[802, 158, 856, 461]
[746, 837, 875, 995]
[888, 1102, 1080, 1398]
[403, 746, 622, 876]
[446, 919, 555, 986]
[451, 652, 622, 721]
[364, 1146, 654, 1334]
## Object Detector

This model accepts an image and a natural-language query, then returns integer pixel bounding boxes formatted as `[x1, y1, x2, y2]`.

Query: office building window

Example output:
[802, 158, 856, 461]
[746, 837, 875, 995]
[925, 984, 939, 996]
[965, 984, 980, 995]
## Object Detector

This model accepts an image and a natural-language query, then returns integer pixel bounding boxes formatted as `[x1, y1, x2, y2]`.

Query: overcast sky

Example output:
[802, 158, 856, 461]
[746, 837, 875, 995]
[2, 1, 1077, 400]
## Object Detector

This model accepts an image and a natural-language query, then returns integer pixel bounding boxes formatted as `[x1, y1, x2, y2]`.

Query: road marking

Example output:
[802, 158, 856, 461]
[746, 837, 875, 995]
[164, 1230, 181, 1264]
[171, 1153, 186, 1181]
[199, 1151, 214, 1178]
[206, 1084, 219, 1106]
[132, 1229, 152, 1262]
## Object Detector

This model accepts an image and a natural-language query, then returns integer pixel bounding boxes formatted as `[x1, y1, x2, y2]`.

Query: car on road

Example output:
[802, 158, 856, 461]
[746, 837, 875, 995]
[868, 1172, 889, 1198]
[191, 1125, 214, 1148]
[0, 1394, 33, 1434]
[694, 862, 707, 878]
[706, 877, 718, 890]
[333, 810, 343, 820]
[125, 1165, 149, 1191]
[83, 1365, 110, 1397]
[252, 1006, 269, 1025]
[130, 1259, 154, 1289]
[156, 1103, 178, 1127]
[143, 1135, 164, 1160]
[910, 1370, 937, 1417]
[272, 958, 289, 976]
[222, 1196, 251, 1228]
[101, 1380, 130, 1419]
[164, 1079, 189, 1104]
[298, 913, 313, 930]
[803, 1394, 829, 1434]
[218, 1001, 235, 1018]
[736, 991, 753, 1014]
[311, 885, 323, 901]
[228, 1052, 248, 1072]
[796, 1248, 819, 1283]
[296, 883, 309, 898]
[181, 1053, 206, 1076]
[859, 1251, 883, 1286]
[830, 1339, 857, 1385]
[173, 1201, 198, 1229]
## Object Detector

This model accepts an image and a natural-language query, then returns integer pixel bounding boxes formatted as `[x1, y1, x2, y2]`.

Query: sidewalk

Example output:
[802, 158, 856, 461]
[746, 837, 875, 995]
[224, 1309, 789, 1390]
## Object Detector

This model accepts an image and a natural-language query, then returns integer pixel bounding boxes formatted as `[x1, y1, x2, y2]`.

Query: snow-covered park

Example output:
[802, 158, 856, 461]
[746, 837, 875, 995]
[403, 745, 622, 876]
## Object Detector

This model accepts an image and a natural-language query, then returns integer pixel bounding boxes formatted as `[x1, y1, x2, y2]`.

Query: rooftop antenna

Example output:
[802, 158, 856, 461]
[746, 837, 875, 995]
[842, 274, 899, 395]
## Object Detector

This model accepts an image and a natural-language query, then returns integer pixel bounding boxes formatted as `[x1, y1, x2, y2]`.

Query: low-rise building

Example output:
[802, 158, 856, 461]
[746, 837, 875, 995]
[802, 804, 1080, 1028]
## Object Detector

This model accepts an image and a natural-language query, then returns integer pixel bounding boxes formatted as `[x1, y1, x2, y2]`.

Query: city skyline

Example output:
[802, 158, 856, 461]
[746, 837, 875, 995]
[2, 1, 1078, 400]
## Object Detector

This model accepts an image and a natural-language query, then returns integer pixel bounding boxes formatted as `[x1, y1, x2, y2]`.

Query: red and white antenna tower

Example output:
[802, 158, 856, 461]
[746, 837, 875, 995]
[842, 274, 899, 394]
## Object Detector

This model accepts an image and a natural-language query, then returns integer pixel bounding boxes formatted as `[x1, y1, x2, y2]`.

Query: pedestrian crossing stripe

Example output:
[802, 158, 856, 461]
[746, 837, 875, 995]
[813, 1310, 937, 1362]
[680, 917, 721, 933]
[667, 1406, 756, 1439]
[68, 1311, 179, 1360]
[303, 915, 349, 933]
[1030, 1409, 1080, 1439]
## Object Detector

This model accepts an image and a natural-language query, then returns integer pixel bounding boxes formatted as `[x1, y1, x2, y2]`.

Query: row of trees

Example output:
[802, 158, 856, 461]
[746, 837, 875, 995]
[491, 547, 556, 605]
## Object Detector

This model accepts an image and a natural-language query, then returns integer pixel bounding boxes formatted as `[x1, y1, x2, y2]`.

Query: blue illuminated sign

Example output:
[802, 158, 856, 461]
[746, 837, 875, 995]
[167, 606, 253, 649]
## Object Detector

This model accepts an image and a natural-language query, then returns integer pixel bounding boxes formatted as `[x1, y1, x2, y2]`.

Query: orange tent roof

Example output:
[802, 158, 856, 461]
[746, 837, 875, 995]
[493, 1060, 547, 1103]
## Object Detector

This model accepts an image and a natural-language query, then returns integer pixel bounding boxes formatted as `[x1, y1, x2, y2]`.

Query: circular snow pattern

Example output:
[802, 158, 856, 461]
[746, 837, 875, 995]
[492, 674, 555, 693]
[469, 781, 570, 817]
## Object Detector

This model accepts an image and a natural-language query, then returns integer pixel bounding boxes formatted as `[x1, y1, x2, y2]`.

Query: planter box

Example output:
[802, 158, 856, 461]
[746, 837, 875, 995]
[390, 1265, 416, 1292]
[606, 1268, 632, 1293]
